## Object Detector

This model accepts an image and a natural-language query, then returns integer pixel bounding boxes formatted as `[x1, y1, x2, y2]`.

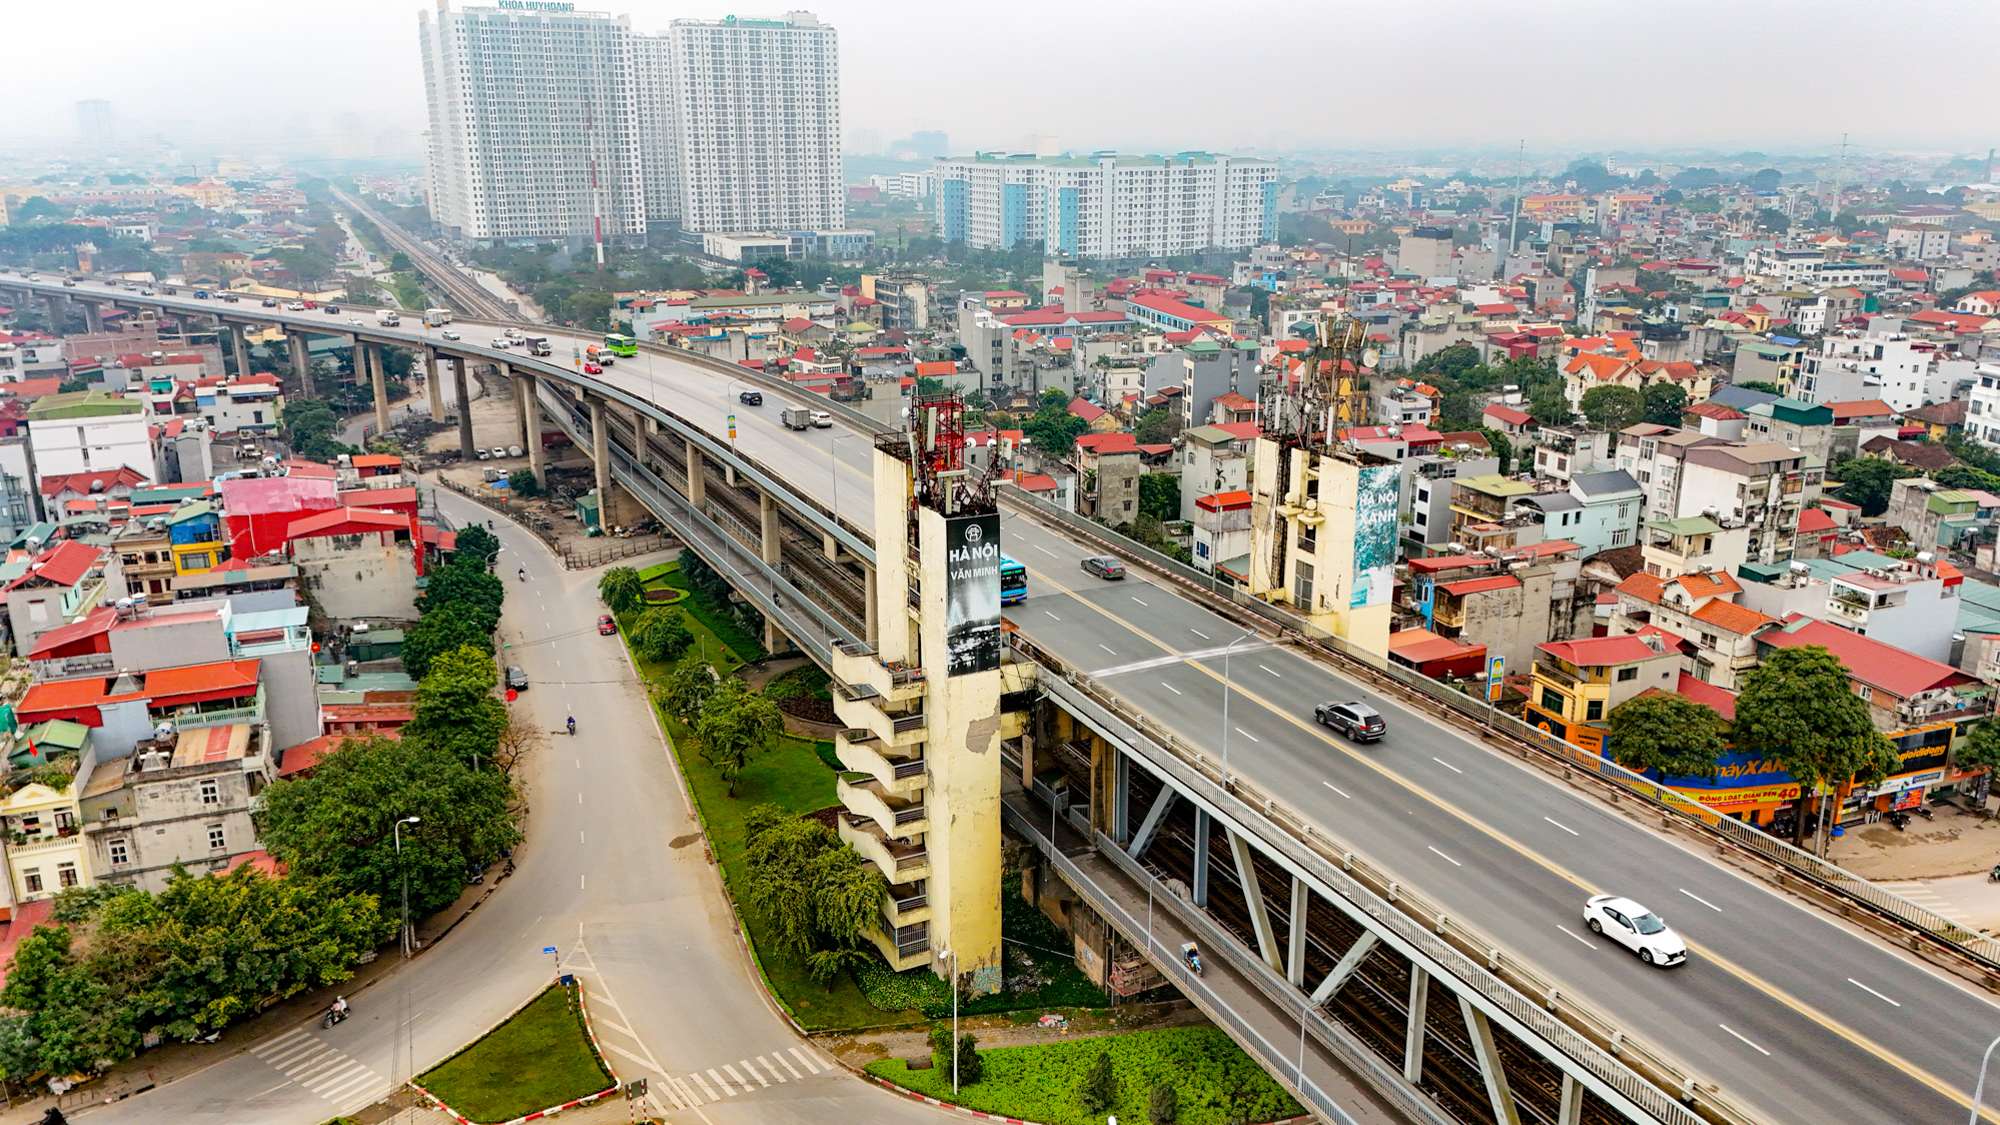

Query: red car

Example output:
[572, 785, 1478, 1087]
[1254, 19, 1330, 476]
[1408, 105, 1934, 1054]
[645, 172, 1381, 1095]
[302, 300, 317, 308]
[583, 362, 602, 375]
[598, 614, 617, 635]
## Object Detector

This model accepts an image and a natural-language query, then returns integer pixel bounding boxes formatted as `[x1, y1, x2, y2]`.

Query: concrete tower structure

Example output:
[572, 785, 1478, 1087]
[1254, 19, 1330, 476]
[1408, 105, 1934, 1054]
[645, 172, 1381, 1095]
[831, 401, 1033, 993]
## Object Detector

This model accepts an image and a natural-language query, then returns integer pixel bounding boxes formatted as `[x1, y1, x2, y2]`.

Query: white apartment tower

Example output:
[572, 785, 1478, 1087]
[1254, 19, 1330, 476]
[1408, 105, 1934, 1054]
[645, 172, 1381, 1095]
[418, 3, 646, 242]
[933, 153, 1279, 258]
[663, 12, 842, 234]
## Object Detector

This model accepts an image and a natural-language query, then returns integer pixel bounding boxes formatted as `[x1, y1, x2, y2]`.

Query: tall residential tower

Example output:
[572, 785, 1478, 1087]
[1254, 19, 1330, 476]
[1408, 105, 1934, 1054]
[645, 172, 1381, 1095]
[933, 152, 1278, 258]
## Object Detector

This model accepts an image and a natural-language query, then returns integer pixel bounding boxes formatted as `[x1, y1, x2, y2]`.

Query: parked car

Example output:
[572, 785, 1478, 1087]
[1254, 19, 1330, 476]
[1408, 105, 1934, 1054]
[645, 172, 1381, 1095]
[505, 666, 529, 691]
[1583, 895, 1687, 967]
[441, 330, 461, 341]
[598, 615, 618, 635]
[1081, 555, 1125, 579]
[1314, 701, 1386, 742]
[490, 447, 508, 460]
[738, 390, 763, 406]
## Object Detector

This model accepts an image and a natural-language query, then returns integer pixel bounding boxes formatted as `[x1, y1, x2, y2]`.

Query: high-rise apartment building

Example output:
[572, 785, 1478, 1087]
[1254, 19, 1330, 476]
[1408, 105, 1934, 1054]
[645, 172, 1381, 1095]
[933, 152, 1278, 258]
[663, 12, 842, 234]
[420, 5, 839, 241]
[75, 100, 113, 153]
[418, 4, 645, 242]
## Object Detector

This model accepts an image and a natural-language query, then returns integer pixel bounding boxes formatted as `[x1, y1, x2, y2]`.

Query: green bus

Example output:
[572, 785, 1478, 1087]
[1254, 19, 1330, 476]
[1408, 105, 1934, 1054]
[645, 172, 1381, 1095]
[603, 333, 638, 358]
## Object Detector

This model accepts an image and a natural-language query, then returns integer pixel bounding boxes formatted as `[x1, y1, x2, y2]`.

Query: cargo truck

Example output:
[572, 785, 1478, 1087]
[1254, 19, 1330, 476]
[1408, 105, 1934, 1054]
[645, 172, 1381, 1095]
[376, 309, 401, 326]
[524, 336, 551, 357]
[424, 308, 453, 327]
[781, 407, 814, 430]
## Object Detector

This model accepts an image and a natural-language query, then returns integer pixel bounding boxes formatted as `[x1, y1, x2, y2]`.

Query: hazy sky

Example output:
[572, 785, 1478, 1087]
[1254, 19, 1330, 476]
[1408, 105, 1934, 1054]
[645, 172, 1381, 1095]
[10, 0, 1999, 160]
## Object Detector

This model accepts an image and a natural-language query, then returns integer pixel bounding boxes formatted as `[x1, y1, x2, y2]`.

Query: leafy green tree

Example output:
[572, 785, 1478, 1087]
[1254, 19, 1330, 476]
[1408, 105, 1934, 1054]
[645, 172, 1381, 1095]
[1478, 427, 1514, 475]
[1138, 475, 1180, 522]
[1134, 408, 1181, 445]
[1828, 457, 1919, 517]
[570, 290, 615, 330]
[1149, 1082, 1180, 1124]
[630, 607, 693, 663]
[1936, 464, 2000, 492]
[696, 680, 784, 796]
[1580, 385, 1645, 432]
[929, 1024, 955, 1074]
[1023, 403, 1090, 458]
[452, 524, 499, 569]
[403, 645, 509, 767]
[1606, 693, 1728, 781]
[254, 735, 522, 918]
[1, 925, 138, 1074]
[1734, 646, 1900, 849]
[1641, 382, 1690, 426]
[653, 656, 720, 722]
[598, 566, 644, 614]
[400, 600, 497, 679]
[416, 563, 504, 623]
[0, 1013, 40, 1082]
[1958, 722, 2000, 773]
[1735, 380, 1782, 395]
[1079, 1052, 1119, 1113]
[740, 804, 886, 986]
[953, 1034, 984, 1084]
[508, 468, 542, 497]
[678, 549, 732, 606]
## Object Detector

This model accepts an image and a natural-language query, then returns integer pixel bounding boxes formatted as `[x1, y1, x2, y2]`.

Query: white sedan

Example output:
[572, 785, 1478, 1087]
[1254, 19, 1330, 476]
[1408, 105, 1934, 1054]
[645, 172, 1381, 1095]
[441, 330, 462, 341]
[1583, 895, 1687, 967]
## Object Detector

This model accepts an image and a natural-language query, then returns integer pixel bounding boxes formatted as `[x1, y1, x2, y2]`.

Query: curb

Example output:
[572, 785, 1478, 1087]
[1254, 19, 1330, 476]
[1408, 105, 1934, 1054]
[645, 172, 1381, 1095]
[853, 1070, 1312, 1125]
[407, 981, 619, 1125]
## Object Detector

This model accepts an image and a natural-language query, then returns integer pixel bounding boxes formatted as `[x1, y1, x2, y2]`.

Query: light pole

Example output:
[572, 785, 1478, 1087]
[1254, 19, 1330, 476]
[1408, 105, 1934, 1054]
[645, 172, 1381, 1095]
[1970, 1034, 2000, 1125]
[394, 816, 421, 958]
[1218, 627, 1260, 787]
[937, 947, 959, 1095]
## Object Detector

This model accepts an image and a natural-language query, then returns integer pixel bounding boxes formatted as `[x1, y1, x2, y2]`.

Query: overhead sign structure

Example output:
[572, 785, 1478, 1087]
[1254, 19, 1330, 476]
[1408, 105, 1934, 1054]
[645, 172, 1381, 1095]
[943, 512, 1002, 677]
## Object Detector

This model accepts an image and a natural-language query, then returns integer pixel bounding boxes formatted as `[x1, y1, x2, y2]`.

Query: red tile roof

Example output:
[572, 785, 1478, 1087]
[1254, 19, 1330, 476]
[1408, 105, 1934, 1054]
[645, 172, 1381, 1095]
[1195, 490, 1253, 511]
[1067, 398, 1107, 423]
[40, 467, 148, 498]
[1689, 599, 1779, 636]
[1483, 404, 1531, 426]
[1672, 672, 1737, 721]
[1538, 632, 1675, 667]
[1797, 508, 1837, 533]
[286, 506, 408, 540]
[1074, 432, 1139, 455]
[146, 659, 260, 700]
[1686, 402, 1745, 422]
[7, 541, 102, 591]
[1440, 574, 1520, 597]
[1760, 619, 1974, 700]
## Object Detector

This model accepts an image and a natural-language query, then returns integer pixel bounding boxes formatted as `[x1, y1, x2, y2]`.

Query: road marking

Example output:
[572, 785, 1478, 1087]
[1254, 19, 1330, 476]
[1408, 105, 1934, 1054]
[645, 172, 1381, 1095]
[1427, 846, 1462, 867]
[790, 1046, 825, 1073]
[757, 1055, 787, 1082]
[1323, 782, 1350, 798]
[1234, 727, 1258, 742]
[1848, 978, 1902, 1007]
[580, 874, 586, 889]
[1131, 596, 1149, 606]
[734, 1060, 766, 1087]
[1099, 643, 1116, 654]
[1431, 757, 1463, 774]
[774, 1051, 803, 1078]
[1678, 888, 1723, 912]
[1044, 611, 1061, 621]
[1557, 925, 1597, 949]
[248, 1028, 386, 1106]
[1190, 628, 1209, 640]
[703, 1069, 732, 1097]
[578, 792, 583, 803]
[1259, 664, 1281, 677]
[1161, 682, 1181, 695]
[1718, 1024, 1771, 1056]
[599, 1016, 635, 1037]
[581, 830, 586, 844]
[1034, 545, 1055, 556]
[1543, 817, 1578, 836]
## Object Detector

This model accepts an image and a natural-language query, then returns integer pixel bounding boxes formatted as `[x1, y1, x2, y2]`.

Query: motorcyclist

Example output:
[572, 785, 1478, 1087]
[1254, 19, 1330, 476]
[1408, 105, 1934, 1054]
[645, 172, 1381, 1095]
[332, 996, 349, 1015]
[1182, 942, 1201, 974]
[518, 566, 527, 581]
[567, 715, 577, 736]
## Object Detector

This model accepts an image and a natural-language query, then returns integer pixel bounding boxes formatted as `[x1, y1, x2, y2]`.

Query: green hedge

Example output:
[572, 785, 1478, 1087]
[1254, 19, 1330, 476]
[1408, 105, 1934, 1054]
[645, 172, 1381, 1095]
[865, 1027, 1302, 1125]
[652, 564, 764, 661]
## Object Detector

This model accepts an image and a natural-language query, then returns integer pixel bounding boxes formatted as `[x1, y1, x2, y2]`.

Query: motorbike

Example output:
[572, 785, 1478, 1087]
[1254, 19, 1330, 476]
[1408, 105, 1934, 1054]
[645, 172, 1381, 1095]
[567, 716, 577, 736]
[1988, 864, 2000, 884]
[1180, 942, 1202, 977]
[322, 1007, 349, 1030]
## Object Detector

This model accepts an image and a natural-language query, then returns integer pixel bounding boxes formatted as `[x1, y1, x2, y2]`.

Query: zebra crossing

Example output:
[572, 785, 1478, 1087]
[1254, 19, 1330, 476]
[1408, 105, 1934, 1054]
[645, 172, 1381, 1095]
[1882, 881, 1974, 925]
[648, 1045, 837, 1109]
[247, 1026, 388, 1112]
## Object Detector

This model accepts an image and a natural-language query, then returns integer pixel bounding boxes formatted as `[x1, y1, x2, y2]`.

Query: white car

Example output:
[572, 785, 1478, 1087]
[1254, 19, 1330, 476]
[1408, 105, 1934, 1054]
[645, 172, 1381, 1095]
[285, 302, 307, 311]
[348, 317, 363, 325]
[491, 337, 510, 348]
[441, 330, 461, 341]
[1583, 895, 1687, 967]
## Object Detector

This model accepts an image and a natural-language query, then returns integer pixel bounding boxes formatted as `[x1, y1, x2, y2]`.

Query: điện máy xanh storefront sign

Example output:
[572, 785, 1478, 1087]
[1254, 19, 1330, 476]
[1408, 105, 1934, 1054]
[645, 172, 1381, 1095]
[1636, 722, 1956, 818]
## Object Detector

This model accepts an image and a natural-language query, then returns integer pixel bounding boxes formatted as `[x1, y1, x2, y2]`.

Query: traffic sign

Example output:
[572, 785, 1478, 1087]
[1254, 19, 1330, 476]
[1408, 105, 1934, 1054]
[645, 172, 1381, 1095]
[543, 946, 558, 955]
[625, 1079, 648, 1099]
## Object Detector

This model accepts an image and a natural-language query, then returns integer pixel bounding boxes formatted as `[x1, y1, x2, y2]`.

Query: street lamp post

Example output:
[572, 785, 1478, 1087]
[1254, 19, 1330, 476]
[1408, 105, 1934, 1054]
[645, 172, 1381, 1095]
[1218, 627, 1260, 787]
[1970, 1034, 2000, 1125]
[394, 816, 421, 958]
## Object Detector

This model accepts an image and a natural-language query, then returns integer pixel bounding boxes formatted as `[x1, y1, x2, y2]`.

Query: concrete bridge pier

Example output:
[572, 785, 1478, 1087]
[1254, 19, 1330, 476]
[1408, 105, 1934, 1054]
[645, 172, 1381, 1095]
[454, 357, 476, 460]
[288, 331, 315, 398]
[229, 323, 251, 378]
[366, 342, 389, 440]
[83, 301, 104, 334]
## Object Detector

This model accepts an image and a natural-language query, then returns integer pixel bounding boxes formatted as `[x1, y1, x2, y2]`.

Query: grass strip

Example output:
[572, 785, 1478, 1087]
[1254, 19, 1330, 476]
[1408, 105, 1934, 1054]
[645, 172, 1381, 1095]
[418, 982, 612, 1123]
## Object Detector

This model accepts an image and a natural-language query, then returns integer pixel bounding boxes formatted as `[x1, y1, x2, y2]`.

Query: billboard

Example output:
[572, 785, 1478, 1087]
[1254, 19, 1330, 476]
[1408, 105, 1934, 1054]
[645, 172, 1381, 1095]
[944, 512, 1003, 677]
[1350, 462, 1400, 609]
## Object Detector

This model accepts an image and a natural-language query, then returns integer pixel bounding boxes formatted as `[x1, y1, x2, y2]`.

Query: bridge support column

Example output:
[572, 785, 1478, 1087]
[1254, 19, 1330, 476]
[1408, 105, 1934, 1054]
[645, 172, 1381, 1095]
[83, 301, 104, 334]
[454, 358, 476, 460]
[1112, 752, 1129, 843]
[1192, 809, 1210, 907]
[759, 489, 780, 565]
[1227, 829, 1281, 973]
[823, 531, 840, 562]
[425, 347, 444, 420]
[1459, 996, 1523, 1125]
[684, 441, 705, 510]
[1286, 877, 1310, 987]
[863, 562, 878, 645]
[1557, 1074, 1581, 1125]
[289, 332, 314, 398]
[229, 323, 251, 378]
[590, 399, 612, 530]
[1309, 932, 1377, 1005]
[1126, 788, 1175, 860]
[367, 342, 390, 442]
[43, 297, 63, 332]
[520, 372, 544, 488]
[763, 617, 786, 655]
[505, 362, 529, 451]
[1403, 967, 1428, 1084]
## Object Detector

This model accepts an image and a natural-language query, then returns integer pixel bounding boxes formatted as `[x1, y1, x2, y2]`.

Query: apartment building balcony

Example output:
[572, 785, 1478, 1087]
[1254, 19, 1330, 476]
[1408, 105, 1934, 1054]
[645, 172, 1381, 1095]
[838, 773, 929, 841]
[831, 640, 925, 704]
[865, 916, 932, 973]
[865, 868, 932, 928]
[834, 729, 926, 796]
[158, 685, 266, 734]
[838, 812, 930, 884]
[1532, 660, 1583, 691]
[831, 693, 928, 749]
[1431, 596, 1467, 629]
[6, 832, 85, 859]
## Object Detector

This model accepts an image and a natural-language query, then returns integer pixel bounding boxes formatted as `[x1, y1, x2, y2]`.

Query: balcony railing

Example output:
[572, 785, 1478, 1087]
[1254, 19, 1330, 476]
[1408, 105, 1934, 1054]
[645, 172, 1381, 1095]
[891, 713, 927, 734]
[31, 653, 115, 680]
[1534, 661, 1582, 690]
[892, 758, 926, 780]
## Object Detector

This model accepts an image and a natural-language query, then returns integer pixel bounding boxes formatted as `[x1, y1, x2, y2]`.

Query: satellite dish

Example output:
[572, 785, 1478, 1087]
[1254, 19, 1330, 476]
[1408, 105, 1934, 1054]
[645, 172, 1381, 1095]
[1362, 348, 1381, 367]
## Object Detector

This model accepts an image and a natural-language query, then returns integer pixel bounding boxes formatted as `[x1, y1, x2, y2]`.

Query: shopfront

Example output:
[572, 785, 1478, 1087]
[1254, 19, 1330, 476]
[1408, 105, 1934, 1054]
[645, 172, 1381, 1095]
[1837, 722, 1956, 825]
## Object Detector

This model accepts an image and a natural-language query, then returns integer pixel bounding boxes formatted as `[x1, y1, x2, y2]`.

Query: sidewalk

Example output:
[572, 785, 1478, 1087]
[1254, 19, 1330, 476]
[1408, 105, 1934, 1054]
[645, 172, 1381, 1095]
[824, 1001, 1208, 1070]
[1826, 802, 2000, 879]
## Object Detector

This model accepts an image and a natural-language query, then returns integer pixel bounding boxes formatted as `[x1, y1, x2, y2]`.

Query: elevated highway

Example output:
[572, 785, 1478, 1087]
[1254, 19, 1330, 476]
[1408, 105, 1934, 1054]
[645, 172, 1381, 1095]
[8, 273, 2000, 1125]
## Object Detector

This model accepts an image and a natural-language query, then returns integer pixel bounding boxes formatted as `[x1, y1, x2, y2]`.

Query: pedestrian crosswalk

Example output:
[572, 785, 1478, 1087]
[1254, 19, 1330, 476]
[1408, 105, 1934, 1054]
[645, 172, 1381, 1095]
[1883, 881, 1969, 923]
[649, 1045, 837, 1108]
[248, 1026, 388, 1112]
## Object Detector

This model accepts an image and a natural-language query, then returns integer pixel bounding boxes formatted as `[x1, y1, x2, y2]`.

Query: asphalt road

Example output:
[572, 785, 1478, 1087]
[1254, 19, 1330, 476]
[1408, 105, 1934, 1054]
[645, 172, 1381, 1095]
[22, 276, 2000, 1124]
[79, 491, 933, 1125]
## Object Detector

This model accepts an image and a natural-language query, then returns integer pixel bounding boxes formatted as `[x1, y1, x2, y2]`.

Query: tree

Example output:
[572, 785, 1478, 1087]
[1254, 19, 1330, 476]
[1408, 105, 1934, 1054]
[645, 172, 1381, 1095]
[630, 607, 693, 663]
[508, 469, 542, 497]
[653, 655, 719, 723]
[570, 290, 615, 330]
[1023, 403, 1090, 459]
[1827, 457, 1919, 517]
[1735, 380, 1782, 395]
[598, 566, 644, 614]
[453, 524, 499, 569]
[1478, 427, 1514, 475]
[416, 563, 504, 623]
[1958, 722, 2000, 774]
[1748, 168, 1782, 192]
[1134, 407, 1181, 445]
[695, 681, 784, 796]
[740, 804, 887, 986]
[403, 645, 509, 768]
[254, 735, 522, 918]
[1138, 475, 1180, 523]
[1580, 385, 1644, 432]
[1079, 1052, 1119, 1113]
[1606, 693, 1728, 781]
[678, 549, 732, 606]
[1733, 646, 1900, 850]
[1641, 382, 1690, 427]
[400, 600, 497, 679]
[953, 1034, 984, 1084]
[1149, 1082, 1180, 1124]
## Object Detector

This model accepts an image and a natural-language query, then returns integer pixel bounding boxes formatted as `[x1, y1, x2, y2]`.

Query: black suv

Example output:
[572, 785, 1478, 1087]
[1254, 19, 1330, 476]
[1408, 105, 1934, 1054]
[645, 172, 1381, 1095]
[1314, 700, 1385, 742]
[738, 390, 763, 405]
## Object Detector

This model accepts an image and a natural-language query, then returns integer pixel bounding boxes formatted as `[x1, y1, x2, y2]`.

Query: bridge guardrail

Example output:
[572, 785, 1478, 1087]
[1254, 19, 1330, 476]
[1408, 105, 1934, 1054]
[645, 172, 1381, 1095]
[999, 480, 2000, 984]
